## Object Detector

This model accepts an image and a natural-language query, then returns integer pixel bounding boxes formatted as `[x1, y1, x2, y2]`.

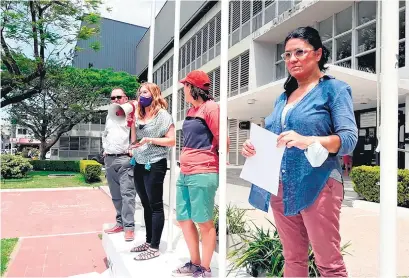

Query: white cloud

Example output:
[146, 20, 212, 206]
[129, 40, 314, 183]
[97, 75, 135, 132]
[99, 0, 166, 27]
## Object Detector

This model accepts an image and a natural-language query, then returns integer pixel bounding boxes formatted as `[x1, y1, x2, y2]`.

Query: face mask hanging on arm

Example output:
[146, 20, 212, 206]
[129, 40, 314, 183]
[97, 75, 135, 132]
[304, 141, 329, 167]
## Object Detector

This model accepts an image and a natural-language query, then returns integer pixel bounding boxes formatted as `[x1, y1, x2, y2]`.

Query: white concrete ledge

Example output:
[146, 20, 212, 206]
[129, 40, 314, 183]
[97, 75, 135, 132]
[102, 222, 221, 278]
[352, 200, 409, 218]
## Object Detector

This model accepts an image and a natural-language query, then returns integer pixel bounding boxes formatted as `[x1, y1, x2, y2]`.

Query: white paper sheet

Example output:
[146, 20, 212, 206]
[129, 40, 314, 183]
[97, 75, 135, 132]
[239, 123, 285, 196]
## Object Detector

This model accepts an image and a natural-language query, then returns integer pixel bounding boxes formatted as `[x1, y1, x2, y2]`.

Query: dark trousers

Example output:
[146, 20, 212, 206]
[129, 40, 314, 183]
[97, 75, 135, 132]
[133, 158, 167, 249]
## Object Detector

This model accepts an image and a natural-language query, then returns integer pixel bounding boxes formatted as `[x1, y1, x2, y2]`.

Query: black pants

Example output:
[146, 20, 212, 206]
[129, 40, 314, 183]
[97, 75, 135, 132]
[133, 158, 167, 249]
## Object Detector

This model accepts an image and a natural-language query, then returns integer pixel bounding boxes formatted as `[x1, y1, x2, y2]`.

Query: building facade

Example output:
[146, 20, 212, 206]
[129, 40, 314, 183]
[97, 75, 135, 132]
[135, 0, 409, 168]
[50, 18, 147, 160]
[73, 17, 147, 75]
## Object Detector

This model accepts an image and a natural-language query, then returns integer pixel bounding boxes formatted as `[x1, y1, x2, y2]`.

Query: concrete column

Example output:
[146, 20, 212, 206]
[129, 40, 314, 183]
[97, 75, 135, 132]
[405, 95, 409, 169]
[250, 40, 275, 89]
[406, 0, 409, 67]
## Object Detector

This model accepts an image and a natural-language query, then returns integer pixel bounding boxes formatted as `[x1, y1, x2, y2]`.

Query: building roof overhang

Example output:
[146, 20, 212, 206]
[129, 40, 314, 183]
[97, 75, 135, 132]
[227, 65, 409, 120]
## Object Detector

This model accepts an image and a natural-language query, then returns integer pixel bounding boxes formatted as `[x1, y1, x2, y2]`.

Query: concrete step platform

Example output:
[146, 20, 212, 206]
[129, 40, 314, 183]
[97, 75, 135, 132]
[102, 222, 212, 277]
[102, 221, 250, 277]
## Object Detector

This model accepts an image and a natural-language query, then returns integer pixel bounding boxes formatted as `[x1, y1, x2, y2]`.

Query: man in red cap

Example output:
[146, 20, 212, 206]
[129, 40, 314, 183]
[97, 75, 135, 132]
[172, 70, 227, 277]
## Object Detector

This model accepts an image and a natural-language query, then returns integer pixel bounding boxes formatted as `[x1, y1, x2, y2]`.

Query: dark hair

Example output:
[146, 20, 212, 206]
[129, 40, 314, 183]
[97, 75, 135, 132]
[188, 83, 213, 101]
[283, 26, 330, 94]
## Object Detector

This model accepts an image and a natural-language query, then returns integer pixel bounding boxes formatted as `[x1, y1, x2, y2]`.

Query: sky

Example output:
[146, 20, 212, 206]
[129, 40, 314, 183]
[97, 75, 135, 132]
[99, 0, 166, 27]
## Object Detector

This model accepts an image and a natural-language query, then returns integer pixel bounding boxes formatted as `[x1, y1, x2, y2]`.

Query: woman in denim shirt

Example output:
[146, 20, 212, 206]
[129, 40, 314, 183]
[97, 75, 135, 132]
[242, 27, 357, 277]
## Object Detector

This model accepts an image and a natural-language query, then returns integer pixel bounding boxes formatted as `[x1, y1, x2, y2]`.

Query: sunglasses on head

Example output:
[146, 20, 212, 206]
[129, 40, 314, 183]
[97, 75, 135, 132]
[111, 96, 123, 100]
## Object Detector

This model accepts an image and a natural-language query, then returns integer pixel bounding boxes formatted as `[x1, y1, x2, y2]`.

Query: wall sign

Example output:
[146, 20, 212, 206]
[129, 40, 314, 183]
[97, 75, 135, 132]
[359, 129, 366, 137]
[239, 121, 251, 130]
[360, 111, 377, 128]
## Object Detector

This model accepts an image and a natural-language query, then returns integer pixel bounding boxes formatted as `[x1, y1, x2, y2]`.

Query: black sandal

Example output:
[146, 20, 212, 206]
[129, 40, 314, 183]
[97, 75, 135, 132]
[134, 248, 160, 261]
[130, 242, 150, 252]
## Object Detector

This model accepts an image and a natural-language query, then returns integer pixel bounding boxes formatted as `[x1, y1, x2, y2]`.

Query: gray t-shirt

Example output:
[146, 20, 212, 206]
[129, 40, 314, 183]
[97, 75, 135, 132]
[133, 109, 173, 164]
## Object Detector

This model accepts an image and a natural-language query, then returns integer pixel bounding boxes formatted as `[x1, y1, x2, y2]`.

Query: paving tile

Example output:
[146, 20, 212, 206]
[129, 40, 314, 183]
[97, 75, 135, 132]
[24, 266, 43, 277]
[5, 264, 27, 278]
[1, 189, 115, 238]
[42, 265, 60, 277]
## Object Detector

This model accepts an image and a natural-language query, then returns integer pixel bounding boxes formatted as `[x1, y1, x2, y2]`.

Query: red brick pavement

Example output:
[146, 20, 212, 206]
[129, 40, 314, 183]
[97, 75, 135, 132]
[6, 233, 108, 277]
[1, 189, 115, 277]
[1, 189, 114, 238]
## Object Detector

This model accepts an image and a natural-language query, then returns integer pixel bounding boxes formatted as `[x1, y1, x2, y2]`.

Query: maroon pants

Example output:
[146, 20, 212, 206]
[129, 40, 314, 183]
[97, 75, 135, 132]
[270, 179, 348, 277]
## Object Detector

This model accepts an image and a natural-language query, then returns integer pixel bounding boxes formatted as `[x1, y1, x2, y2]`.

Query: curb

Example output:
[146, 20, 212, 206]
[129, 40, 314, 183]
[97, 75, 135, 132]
[352, 200, 409, 218]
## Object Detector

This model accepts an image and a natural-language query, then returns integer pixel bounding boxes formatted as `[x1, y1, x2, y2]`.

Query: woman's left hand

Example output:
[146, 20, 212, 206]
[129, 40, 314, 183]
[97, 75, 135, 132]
[137, 137, 152, 146]
[130, 137, 152, 148]
[277, 131, 314, 150]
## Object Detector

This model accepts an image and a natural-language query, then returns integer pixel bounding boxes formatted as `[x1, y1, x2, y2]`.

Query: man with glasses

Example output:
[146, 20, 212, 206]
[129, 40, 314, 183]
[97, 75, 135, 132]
[103, 87, 136, 241]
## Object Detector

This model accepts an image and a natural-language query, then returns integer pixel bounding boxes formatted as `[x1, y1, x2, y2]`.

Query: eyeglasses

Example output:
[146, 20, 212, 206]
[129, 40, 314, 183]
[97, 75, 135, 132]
[111, 96, 123, 100]
[281, 48, 314, 61]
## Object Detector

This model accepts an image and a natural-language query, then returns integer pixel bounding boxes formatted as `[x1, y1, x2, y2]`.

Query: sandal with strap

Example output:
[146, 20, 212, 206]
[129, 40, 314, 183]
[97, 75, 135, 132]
[134, 248, 160, 261]
[130, 242, 150, 253]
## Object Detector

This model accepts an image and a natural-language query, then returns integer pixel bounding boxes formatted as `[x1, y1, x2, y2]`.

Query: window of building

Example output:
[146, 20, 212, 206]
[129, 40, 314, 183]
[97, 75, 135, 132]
[317, 2, 406, 73]
[319, 16, 333, 42]
[275, 41, 286, 80]
[90, 137, 100, 152]
[17, 128, 27, 135]
[70, 137, 79, 150]
[176, 129, 184, 161]
[79, 137, 89, 151]
[357, 1, 376, 25]
[278, 0, 291, 17]
[323, 40, 333, 63]
[336, 32, 352, 61]
[264, 0, 276, 24]
[214, 68, 220, 101]
[335, 6, 352, 35]
[60, 137, 69, 150]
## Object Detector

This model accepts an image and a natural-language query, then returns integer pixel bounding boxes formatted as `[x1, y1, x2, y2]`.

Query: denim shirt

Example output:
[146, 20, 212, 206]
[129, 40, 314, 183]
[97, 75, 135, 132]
[248, 75, 358, 216]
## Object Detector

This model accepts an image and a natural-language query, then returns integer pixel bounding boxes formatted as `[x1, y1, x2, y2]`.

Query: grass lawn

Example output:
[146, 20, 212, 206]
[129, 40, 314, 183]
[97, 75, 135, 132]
[1, 238, 18, 276]
[1, 171, 106, 189]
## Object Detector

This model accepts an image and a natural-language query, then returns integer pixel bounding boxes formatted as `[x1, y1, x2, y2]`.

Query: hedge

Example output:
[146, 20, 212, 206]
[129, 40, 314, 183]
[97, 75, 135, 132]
[80, 160, 102, 183]
[350, 166, 409, 208]
[1, 155, 33, 179]
[30, 160, 80, 172]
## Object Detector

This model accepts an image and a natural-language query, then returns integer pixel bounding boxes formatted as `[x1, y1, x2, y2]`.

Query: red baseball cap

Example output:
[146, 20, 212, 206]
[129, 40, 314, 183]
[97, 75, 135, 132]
[180, 70, 210, 91]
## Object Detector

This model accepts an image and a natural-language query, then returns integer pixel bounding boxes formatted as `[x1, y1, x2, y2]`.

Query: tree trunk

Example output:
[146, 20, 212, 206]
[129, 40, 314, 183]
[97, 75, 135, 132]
[39, 140, 50, 160]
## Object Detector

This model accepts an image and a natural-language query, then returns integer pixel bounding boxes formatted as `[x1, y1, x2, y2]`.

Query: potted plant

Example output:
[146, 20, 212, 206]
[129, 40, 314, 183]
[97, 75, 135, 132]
[214, 204, 249, 253]
[227, 218, 352, 277]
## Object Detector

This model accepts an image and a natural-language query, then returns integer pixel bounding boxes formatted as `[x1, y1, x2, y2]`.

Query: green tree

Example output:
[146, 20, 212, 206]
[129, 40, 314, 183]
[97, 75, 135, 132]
[1, 0, 104, 107]
[9, 66, 140, 159]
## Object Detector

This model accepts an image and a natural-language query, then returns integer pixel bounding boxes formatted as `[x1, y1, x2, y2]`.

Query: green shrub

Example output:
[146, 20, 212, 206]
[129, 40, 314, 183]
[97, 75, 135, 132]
[1, 155, 33, 179]
[30, 160, 80, 172]
[350, 166, 409, 208]
[80, 160, 102, 183]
